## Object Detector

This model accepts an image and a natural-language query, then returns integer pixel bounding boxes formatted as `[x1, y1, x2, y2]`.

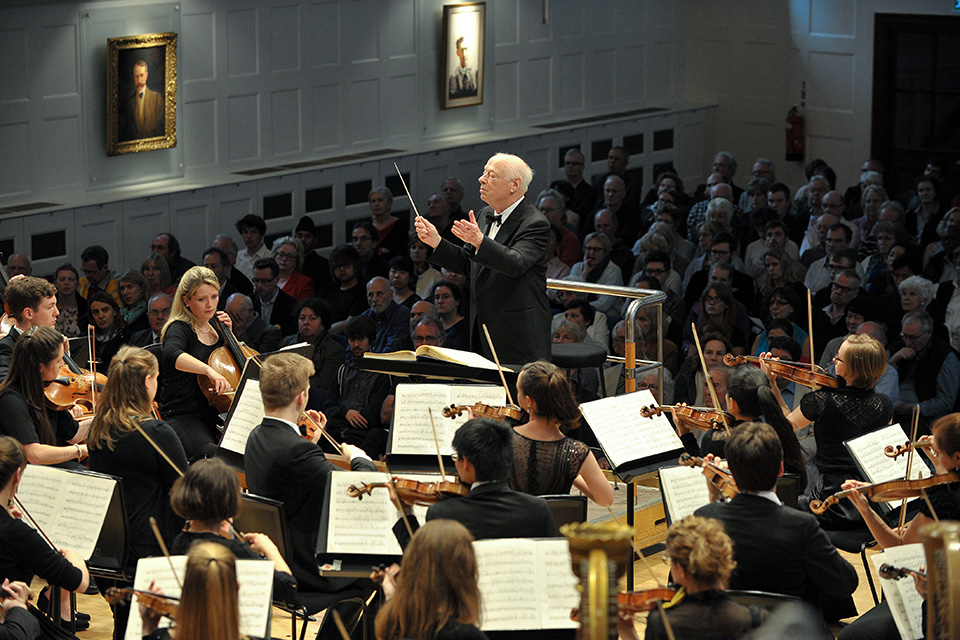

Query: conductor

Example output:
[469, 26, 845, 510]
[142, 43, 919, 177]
[415, 153, 551, 365]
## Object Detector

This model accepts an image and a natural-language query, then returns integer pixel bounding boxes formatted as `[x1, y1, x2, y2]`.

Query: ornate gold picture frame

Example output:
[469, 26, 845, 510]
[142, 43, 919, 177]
[106, 32, 177, 156]
[441, 3, 485, 109]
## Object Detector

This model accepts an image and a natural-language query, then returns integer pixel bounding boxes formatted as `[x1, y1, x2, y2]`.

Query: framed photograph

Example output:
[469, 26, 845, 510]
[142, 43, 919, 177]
[441, 3, 485, 109]
[106, 32, 177, 156]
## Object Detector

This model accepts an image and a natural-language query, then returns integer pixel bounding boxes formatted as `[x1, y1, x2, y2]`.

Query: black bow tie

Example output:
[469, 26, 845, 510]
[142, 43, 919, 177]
[486, 213, 503, 227]
[139, 91, 144, 98]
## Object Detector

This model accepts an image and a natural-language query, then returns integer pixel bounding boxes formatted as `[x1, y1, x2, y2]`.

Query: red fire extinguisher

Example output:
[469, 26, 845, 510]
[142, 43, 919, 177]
[786, 106, 805, 162]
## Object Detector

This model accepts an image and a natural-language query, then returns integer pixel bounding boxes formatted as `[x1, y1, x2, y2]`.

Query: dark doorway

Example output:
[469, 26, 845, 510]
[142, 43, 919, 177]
[872, 13, 960, 199]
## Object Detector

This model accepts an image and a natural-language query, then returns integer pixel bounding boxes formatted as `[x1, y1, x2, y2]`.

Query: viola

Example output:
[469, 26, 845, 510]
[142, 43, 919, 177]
[640, 404, 728, 432]
[442, 402, 524, 422]
[199, 316, 258, 414]
[809, 470, 960, 514]
[878, 564, 925, 581]
[884, 440, 935, 460]
[723, 354, 842, 389]
[678, 453, 739, 500]
[43, 364, 107, 416]
[104, 587, 178, 619]
[617, 588, 679, 613]
[347, 477, 468, 507]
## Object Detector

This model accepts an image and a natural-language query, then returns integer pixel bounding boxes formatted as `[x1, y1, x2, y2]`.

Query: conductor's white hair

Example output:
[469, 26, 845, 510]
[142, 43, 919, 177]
[490, 153, 534, 192]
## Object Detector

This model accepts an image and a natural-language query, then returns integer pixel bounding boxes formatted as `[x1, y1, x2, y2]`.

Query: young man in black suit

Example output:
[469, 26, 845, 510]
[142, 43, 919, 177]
[250, 257, 298, 337]
[695, 422, 858, 622]
[395, 417, 556, 544]
[416, 153, 551, 365]
[244, 352, 377, 611]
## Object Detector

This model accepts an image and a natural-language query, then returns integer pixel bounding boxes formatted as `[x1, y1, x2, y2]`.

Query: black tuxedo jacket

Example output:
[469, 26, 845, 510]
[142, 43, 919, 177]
[0, 327, 22, 382]
[244, 417, 376, 592]
[429, 197, 551, 365]
[252, 289, 298, 337]
[695, 494, 858, 603]
[128, 328, 160, 347]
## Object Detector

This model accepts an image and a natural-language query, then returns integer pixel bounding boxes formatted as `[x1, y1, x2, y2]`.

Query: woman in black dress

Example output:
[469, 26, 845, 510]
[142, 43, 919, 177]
[762, 333, 893, 528]
[433, 281, 469, 351]
[375, 519, 488, 640]
[87, 345, 188, 637]
[0, 436, 90, 630]
[159, 266, 233, 460]
[0, 326, 90, 467]
[509, 360, 613, 506]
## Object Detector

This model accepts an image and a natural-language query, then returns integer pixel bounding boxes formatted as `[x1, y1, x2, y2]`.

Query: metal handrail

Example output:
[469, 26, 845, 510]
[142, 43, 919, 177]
[546, 279, 666, 400]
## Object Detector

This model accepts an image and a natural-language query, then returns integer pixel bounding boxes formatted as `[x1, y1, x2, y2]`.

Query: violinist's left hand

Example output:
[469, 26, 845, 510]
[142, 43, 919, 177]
[757, 351, 778, 380]
[216, 311, 233, 332]
[913, 565, 927, 599]
[69, 404, 85, 420]
[304, 410, 328, 444]
[921, 435, 948, 474]
[6, 499, 22, 520]
[840, 479, 870, 511]
[374, 563, 401, 601]
[140, 581, 164, 635]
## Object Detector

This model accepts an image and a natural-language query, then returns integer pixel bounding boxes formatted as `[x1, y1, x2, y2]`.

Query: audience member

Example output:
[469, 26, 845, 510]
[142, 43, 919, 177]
[251, 257, 298, 337]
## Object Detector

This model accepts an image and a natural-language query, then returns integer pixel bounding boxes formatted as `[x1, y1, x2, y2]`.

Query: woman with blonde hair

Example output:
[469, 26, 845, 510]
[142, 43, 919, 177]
[762, 333, 893, 528]
[375, 520, 486, 640]
[509, 360, 613, 506]
[142, 252, 176, 296]
[159, 266, 233, 459]
[140, 542, 243, 640]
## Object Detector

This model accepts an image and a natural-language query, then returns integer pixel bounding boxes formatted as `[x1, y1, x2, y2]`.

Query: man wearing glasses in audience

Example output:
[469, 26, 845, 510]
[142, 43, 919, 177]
[251, 258, 298, 337]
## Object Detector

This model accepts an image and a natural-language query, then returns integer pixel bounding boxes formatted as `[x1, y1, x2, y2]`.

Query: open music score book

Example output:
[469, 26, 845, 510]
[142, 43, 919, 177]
[845, 424, 931, 512]
[659, 465, 711, 524]
[473, 538, 579, 631]
[17, 465, 116, 560]
[389, 383, 506, 457]
[123, 556, 275, 640]
[578, 390, 684, 480]
[317, 470, 432, 559]
[364, 345, 512, 372]
[219, 375, 265, 455]
[870, 543, 925, 640]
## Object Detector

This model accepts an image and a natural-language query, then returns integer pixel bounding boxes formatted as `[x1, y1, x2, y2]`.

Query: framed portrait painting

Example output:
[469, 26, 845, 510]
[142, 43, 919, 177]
[441, 3, 485, 109]
[106, 32, 177, 156]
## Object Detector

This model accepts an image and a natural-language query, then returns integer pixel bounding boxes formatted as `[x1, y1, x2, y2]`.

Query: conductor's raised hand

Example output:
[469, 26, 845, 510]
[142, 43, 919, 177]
[452, 210, 485, 250]
[414, 215, 441, 250]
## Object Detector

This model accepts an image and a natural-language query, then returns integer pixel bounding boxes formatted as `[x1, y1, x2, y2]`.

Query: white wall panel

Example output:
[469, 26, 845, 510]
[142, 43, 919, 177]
[0, 124, 31, 197]
[182, 11, 216, 81]
[271, 89, 303, 156]
[494, 61, 519, 124]
[268, 5, 301, 72]
[227, 8, 259, 77]
[121, 196, 171, 269]
[810, 0, 856, 37]
[184, 100, 219, 168]
[585, 50, 616, 108]
[228, 94, 261, 163]
[526, 57, 553, 118]
[171, 188, 217, 262]
[310, 84, 342, 150]
[75, 202, 123, 266]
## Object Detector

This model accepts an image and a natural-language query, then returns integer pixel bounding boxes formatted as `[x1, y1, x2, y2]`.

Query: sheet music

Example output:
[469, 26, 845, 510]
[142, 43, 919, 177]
[17, 465, 115, 559]
[870, 544, 926, 640]
[659, 465, 711, 523]
[323, 471, 431, 555]
[473, 538, 579, 631]
[220, 378, 266, 454]
[579, 390, 683, 469]
[390, 384, 505, 455]
[123, 556, 274, 640]
[846, 424, 930, 506]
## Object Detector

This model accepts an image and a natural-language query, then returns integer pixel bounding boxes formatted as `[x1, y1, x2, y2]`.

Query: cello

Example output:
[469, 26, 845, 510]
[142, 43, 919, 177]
[198, 316, 257, 413]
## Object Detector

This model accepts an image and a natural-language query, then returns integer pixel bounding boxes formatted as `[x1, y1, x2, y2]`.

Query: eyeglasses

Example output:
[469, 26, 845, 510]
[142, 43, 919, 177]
[704, 296, 723, 304]
[584, 245, 604, 253]
[275, 251, 297, 261]
[252, 276, 277, 284]
[645, 267, 667, 276]
[148, 308, 171, 317]
[901, 330, 929, 340]
[833, 354, 843, 364]
[831, 282, 856, 293]
[352, 235, 372, 243]
[414, 335, 441, 343]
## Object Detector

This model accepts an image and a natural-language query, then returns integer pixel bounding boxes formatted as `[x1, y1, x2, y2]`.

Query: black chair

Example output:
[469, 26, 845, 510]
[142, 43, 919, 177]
[235, 493, 314, 640]
[825, 528, 879, 605]
[551, 342, 607, 401]
[541, 494, 589, 533]
[726, 589, 802, 610]
[775, 474, 801, 510]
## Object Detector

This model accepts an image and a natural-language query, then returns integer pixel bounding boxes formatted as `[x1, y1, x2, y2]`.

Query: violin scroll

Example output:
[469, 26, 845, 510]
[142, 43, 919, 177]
[884, 441, 934, 459]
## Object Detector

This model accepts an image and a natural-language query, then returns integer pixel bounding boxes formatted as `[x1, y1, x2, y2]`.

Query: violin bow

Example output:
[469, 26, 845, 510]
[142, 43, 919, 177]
[393, 163, 423, 222]
[482, 323, 515, 407]
[898, 406, 921, 533]
[300, 411, 345, 455]
[87, 325, 98, 411]
[427, 408, 448, 480]
[330, 609, 353, 640]
[691, 324, 731, 437]
[806, 288, 815, 372]
[13, 496, 57, 550]
[149, 516, 184, 592]
[604, 506, 678, 640]
[383, 470, 415, 539]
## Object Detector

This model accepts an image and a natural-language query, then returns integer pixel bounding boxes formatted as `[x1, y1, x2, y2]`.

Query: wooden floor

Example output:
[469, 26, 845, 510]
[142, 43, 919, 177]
[43, 482, 882, 640]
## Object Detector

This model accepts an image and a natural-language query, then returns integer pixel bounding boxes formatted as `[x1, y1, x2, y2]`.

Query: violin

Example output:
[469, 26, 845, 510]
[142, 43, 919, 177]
[347, 477, 468, 507]
[199, 316, 258, 414]
[640, 404, 728, 432]
[43, 364, 107, 416]
[884, 440, 935, 459]
[723, 354, 842, 389]
[570, 588, 680, 622]
[442, 402, 524, 422]
[104, 587, 178, 619]
[678, 453, 739, 500]
[809, 470, 960, 514]
[878, 564, 926, 581]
